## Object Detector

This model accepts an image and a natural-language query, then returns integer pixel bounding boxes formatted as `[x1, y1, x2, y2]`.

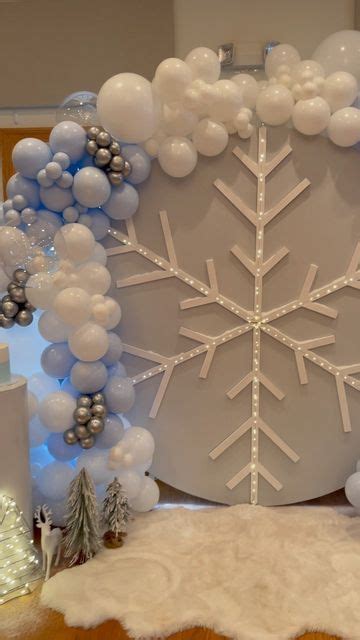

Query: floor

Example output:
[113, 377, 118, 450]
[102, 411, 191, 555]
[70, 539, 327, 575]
[0, 482, 351, 640]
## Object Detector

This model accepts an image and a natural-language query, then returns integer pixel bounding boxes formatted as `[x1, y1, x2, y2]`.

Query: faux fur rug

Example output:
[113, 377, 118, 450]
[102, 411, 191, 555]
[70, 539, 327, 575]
[41, 504, 360, 640]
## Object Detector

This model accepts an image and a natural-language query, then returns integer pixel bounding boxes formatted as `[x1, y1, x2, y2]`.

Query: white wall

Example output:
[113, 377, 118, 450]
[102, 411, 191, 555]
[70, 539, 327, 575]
[174, 0, 355, 62]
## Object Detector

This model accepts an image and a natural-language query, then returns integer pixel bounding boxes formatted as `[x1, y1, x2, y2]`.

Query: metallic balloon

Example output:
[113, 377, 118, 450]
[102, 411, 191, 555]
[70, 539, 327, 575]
[88, 126, 101, 140]
[15, 309, 33, 326]
[0, 314, 14, 329]
[2, 295, 11, 303]
[91, 403, 107, 418]
[77, 395, 92, 408]
[9, 286, 27, 304]
[74, 424, 90, 439]
[96, 131, 112, 147]
[108, 171, 123, 186]
[109, 155, 125, 172]
[74, 406, 92, 424]
[86, 140, 98, 156]
[25, 301, 37, 312]
[2, 300, 19, 318]
[92, 392, 105, 405]
[95, 148, 112, 167]
[87, 416, 105, 434]
[123, 161, 132, 177]
[63, 428, 78, 445]
[80, 435, 95, 449]
[13, 269, 29, 285]
[7, 282, 18, 294]
[109, 141, 121, 155]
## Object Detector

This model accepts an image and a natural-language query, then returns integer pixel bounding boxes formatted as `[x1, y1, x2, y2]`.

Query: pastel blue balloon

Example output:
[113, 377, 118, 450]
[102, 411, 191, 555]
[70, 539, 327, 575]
[104, 376, 135, 413]
[122, 145, 151, 184]
[47, 433, 82, 461]
[102, 182, 139, 220]
[30, 444, 54, 466]
[107, 362, 127, 377]
[41, 343, 77, 379]
[61, 376, 80, 397]
[74, 154, 94, 170]
[12, 138, 52, 179]
[72, 167, 111, 208]
[49, 121, 87, 163]
[7, 173, 40, 209]
[95, 413, 125, 449]
[26, 209, 63, 246]
[70, 360, 108, 393]
[87, 208, 110, 240]
[40, 184, 74, 212]
[101, 332, 123, 366]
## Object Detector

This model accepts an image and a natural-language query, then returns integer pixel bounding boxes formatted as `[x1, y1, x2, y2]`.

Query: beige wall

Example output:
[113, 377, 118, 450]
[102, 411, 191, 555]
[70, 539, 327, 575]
[0, 0, 174, 108]
[174, 0, 355, 62]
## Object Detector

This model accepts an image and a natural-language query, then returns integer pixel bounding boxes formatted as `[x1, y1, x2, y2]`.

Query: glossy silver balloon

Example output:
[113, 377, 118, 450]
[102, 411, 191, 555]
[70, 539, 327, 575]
[63, 428, 78, 445]
[13, 269, 29, 285]
[75, 424, 90, 439]
[110, 155, 125, 172]
[109, 141, 121, 155]
[91, 403, 107, 418]
[80, 435, 95, 449]
[92, 392, 105, 405]
[74, 406, 92, 424]
[0, 314, 14, 329]
[9, 286, 26, 304]
[2, 300, 19, 318]
[95, 148, 112, 167]
[88, 126, 101, 140]
[77, 395, 92, 408]
[86, 140, 98, 156]
[108, 171, 123, 186]
[123, 160, 132, 177]
[96, 131, 112, 147]
[2, 295, 11, 303]
[25, 301, 37, 312]
[7, 282, 18, 294]
[87, 417, 104, 434]
[15, 309, 33, 326]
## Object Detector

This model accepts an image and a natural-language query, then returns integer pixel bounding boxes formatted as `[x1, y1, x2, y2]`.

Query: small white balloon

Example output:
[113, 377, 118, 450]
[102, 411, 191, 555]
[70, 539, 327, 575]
[76, 261, 111, 295]
[39, 391, 76, 432]
[91, 243, 108, 266]
[292, 97, 331, 135]
[154, 58, 192, 102]
[130, 476, 159, 512]
[26, 273, 56, 310]
[208, 80, 243, 122]
[76, 450, 113, 485]
[192, 118, 228, 156]
[53, 287, 92, 326]
[68, 322, 109, 361]
[158, 137, 197, 178]
[162, 103, 198, 136]
[116, 469, 143, 499]
[345, 471, 360, 508]
[292, 60, 325, 84]
[231, 73, 259, 108]
[184, 47, 221, 84]
[54, 223, 95, 264]
[38, 310, 71, 343]
[328, 107, 360, 147]
[121, 426, 155, 465]
[256, 84, 294, 126]
[321, 71, 358, 113]
[265, 44, 301, 78]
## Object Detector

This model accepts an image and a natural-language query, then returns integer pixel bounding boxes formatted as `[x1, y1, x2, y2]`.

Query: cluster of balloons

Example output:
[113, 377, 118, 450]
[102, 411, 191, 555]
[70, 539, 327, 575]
[95, 30, 360, 181]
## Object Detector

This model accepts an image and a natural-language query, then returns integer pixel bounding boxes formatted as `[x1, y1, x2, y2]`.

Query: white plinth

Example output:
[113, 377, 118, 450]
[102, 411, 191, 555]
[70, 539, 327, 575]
[0, 376, 31, 527]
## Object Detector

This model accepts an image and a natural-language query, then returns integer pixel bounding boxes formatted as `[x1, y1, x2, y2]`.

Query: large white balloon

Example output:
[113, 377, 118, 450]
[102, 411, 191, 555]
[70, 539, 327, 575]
[208, 80, 243, 122]
[313, 30, 360, 82]
[265, 44, 301, 78]
[192, 118, 228, 156]
[158, 137, 197, 178]
[185, 47, 220, 84]
[76, 262, 111, 295]
[120, 427, 155, 465]
[53, 287, 92, 326]
[39, 391, 76, 432]
[154, 58, 192, 102]
[292, 97, 331, 135]
[68, 322, 109, 361]
[256, 84, 294, 125]
[321, 71, 358, 113]
[97, 73, 157, 143]
[54, 224, 95, 264]
[37, 462, 75, 501]
[38, 310, 72, 343]
[231, 73, 259, 108]
[26, 273, 56, 310]
[130, 476, 159, 512]
[0, 227, 30, 267]
[327, 107, 360, 147]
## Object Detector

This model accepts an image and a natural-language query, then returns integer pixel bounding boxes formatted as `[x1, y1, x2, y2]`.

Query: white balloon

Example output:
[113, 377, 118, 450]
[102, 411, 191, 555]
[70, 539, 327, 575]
[265, 44, 301, 78]
[76, 450, 113, 485]
[75, 262, 111, 295]
[345, 471, 360, 508]
[256, 84, 294, 125]
[185, 47, 220, 84]
[37, 462, 75, 501]
[313, 30, 360, 82]
[292, 97, 331, 135]
[68, 322, 109, 361]
[26, 273, 56, 310]
[28, 372, 60, 401]
[231, 73, 259, 108]
[154, 58, 192, 102]
[0, 227, 30, 267]
[92, 296, 121, 330]
[53, 287, 92, 326]
[292, 60, 325, 84]
[192, 118, 228, 156]
[121, 427, 155, 465]
[91, 243, 108, 266]
[28, 415, 48, 448]
[162, 103, 198, 136]
[116, 469, 143, 499]
[321, 71, 358, 113]
[130, 476, 159, 512]
[39, 391, 76, 432]
[54, 224, 95, 264]
[38, 310, 71, 343]
[208, 80, 243, 122]
[97, 73, 157, 143]
[158, 137, 197, 178]
[327, 107, 360, 146]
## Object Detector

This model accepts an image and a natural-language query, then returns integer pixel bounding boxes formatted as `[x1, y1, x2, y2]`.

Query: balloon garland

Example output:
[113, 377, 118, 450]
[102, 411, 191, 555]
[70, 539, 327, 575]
[2, 30, 360, 522]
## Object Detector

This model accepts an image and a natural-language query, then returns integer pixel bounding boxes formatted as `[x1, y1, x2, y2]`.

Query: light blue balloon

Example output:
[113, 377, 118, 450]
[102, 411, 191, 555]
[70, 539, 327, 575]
[7, 173, 40, 209]
[41, 343, 77, 379]
[102, 332, 123, 366]
[95, 413, 125, 449]
[47, 433, 82, 462]
[30, 444, 54, 466]
[87, 208, 110, 240]
[122, 145, 151, 185]
[26, 209, 63, 246]
[49, 121, 87, 163]
[72, 167, 111, 208]
[107, 362, 127, 377]
[104, 376, 135, 413]
[40, 184, 74, 212]
[12, 138, 52, 179]
[70, 360, 108, 393]
[345, 471, 360, 508]
[102, 182, 139, 220]
[61, 376, 80, 397]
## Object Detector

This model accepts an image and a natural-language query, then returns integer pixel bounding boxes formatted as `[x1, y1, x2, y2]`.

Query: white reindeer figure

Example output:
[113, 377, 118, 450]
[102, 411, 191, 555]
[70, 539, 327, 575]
[34, 504, 62, 581]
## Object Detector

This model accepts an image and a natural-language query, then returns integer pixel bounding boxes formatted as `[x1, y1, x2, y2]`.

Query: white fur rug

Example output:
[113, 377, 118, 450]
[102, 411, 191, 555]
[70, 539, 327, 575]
[41, 504, 360, 640]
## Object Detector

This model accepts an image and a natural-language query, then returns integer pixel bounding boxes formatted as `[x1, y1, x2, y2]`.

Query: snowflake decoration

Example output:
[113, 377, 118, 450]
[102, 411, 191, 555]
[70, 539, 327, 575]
[107, 126, 360, 505]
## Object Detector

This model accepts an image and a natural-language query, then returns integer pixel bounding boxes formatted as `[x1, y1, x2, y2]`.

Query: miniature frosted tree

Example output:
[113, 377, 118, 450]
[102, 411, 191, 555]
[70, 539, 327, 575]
[102, 478, 132, 548]
[0, 495, 42, 604]
[63, 468, 101, 565]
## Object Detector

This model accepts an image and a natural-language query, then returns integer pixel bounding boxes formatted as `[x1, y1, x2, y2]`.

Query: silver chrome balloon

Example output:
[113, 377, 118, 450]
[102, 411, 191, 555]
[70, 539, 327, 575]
[25, 301, 37, 312]
[95, 148, 112, 167]
[88, 126, 101, 140]
[87, 417, 105, 434]
[86, 140, 98, 156]
[13, 269, 29, 285]
[110, 155, 125, 172]
[108, 171, 123, 186]
[2, 300, 19, 318]
[74, 407, 92, 424]
[96, 131, 112, 147]
[15, 309, 33, 326]
[92, 392, 105, 405]
[74, 424, 90, 439]
[91, 403, 107, 418]
[109, 141, 121, 155]
[0, 314, 14, 328]
[9, 286, 27, 304]
[63, 428, 78, 445]
[80, 435, 95, 449]
[123, 160, 132, 177]
[77, 395, 92, 408]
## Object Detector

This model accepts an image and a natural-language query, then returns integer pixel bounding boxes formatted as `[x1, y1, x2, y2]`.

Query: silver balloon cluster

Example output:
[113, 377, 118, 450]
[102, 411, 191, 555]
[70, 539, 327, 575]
[0, 269, 35, 328]
[86, 126, 132, 186]
[63, 392, 107, 449]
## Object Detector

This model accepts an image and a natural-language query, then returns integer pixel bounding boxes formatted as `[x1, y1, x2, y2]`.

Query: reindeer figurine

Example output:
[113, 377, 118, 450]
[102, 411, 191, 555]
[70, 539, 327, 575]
[34, 504, 62, 581]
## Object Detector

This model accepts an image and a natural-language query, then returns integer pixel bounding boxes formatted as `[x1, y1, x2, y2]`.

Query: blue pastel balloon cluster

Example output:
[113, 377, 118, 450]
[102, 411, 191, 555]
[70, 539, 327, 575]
[2, 121, 152, 243]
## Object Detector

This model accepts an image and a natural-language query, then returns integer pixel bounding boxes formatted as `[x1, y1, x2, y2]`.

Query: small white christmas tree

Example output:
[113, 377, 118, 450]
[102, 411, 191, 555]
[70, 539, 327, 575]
[63, 468, 101, 565]
[102, 478, 132, 548]
[0, 495, 42, 604]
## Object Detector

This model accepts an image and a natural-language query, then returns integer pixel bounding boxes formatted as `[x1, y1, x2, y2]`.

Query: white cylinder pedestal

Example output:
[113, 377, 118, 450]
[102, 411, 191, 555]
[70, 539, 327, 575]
[0, 376, 32, 527]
